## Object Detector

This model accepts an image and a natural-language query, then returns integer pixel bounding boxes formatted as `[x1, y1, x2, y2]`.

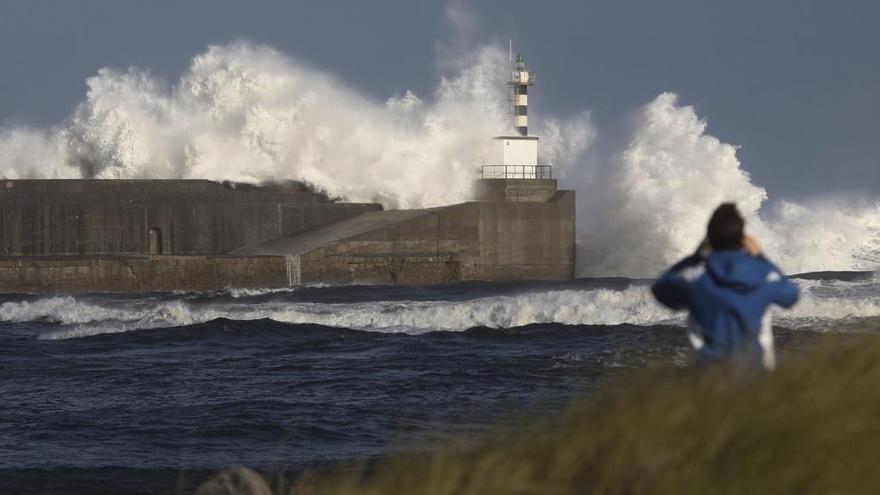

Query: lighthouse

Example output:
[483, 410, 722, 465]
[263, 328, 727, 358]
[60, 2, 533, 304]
[511, 54, 533, 136]
[482, 52, 548, 180]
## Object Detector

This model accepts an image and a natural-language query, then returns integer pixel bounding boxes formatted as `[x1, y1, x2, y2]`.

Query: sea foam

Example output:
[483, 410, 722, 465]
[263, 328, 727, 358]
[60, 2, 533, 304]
[0, 277, 874, 340]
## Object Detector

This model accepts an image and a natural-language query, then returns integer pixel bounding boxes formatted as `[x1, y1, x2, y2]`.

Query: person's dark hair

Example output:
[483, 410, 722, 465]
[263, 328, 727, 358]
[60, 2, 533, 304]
[707, 203, 744, 251]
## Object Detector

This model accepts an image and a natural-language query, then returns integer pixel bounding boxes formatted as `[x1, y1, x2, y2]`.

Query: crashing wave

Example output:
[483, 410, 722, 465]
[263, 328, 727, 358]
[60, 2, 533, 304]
[0, 277, 875, 340]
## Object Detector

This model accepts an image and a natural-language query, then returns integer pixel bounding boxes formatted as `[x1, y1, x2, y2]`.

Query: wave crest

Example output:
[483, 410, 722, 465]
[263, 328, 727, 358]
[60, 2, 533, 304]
[0, 278, 875, 340]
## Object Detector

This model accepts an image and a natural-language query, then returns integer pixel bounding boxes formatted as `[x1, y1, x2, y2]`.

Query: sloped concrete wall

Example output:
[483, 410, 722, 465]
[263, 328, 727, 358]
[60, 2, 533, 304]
[297, 191, 575, 285]
[298, 206, 471, 285]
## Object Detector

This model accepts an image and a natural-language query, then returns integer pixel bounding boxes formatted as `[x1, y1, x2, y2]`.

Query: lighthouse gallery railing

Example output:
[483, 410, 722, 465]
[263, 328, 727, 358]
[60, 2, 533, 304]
[481, 165, 552, 180]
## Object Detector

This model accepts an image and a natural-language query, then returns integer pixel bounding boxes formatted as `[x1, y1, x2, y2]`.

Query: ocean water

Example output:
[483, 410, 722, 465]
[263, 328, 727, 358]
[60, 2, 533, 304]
[1, 273, 878, 494]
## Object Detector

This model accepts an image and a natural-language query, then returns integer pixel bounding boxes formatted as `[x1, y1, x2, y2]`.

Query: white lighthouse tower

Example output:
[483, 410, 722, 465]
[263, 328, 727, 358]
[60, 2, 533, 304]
[482, 52, 547, 180]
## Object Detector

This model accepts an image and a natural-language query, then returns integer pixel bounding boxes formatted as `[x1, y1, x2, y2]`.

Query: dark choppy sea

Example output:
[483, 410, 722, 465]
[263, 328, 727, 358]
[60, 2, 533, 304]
[1, 274, 877, 494]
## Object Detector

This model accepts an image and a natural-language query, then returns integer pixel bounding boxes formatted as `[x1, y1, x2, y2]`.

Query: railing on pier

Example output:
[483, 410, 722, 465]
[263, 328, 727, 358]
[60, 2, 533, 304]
[481, 165, 552, 180]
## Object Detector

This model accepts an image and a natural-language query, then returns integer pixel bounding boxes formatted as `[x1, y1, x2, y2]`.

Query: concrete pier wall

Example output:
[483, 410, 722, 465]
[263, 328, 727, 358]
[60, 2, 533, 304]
[0, 180, 380, 257]
[0, 179, 576, 293]
[473, 178, 559, 202]
[295, 190, 575, 285]
[0, 256, 289, 293]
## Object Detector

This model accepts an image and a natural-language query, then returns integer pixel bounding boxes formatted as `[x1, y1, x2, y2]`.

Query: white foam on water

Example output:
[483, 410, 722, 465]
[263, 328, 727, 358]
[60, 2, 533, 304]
[1, 278, 874, 340]
[0, 296, 130, 324]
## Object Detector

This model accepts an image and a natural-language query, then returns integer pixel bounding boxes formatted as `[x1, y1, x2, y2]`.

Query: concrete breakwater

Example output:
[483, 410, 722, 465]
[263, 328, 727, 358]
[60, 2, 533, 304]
[0, 179, 575, 293]
[0, 255, 289, 293]
[0, 179, 380, 257]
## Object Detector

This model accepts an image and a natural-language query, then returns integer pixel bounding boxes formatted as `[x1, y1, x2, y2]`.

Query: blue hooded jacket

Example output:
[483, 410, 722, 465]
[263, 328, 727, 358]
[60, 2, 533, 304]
[652, 250, 799, 370]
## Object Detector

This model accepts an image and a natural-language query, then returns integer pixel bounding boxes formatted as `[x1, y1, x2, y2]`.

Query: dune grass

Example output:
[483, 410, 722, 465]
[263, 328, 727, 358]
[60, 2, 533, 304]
[273, 333, 880, 495]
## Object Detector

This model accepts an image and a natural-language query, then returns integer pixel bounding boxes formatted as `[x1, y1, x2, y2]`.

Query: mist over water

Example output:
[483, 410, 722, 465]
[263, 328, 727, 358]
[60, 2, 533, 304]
[0, 41, 877, 276]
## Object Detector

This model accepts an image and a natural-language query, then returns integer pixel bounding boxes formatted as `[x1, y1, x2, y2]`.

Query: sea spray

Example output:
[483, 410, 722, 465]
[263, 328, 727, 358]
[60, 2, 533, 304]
[0, 43, 591, 210]
[562, 93, 880, 276]
[0, 43, 878, 276]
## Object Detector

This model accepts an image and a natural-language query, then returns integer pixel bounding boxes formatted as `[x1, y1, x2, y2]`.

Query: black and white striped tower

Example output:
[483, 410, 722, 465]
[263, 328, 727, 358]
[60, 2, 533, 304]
[510, 54, 535, 136]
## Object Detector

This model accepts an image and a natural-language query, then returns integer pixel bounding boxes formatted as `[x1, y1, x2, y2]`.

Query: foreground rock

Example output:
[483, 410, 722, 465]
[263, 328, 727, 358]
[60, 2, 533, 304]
[195, 467, 271, 495]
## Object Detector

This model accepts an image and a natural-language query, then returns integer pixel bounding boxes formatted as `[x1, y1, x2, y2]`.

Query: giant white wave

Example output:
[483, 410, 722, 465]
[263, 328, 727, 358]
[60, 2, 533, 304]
[0, 41, 877, 276]
[0, 42, 589, 210]
[561, 93, 880, 276]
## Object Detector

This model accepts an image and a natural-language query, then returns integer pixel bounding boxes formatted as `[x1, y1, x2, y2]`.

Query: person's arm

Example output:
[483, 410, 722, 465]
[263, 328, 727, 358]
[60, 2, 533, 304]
[651, 270, 690, 310]
[669, 239, 710, 272]
[743, 235, 799, 309]
[651, 243, 707, 310]
[768, 270, 799, 308]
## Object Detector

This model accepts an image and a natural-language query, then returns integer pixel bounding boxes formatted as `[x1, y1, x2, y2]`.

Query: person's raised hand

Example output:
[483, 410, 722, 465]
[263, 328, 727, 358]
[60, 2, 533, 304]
[742, 234, 762, 256]
[697, 238, 712, 257]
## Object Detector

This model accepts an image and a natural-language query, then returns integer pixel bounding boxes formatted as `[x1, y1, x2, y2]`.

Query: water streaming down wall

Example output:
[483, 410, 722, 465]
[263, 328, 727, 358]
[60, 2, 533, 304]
[285, 255, 302, 287]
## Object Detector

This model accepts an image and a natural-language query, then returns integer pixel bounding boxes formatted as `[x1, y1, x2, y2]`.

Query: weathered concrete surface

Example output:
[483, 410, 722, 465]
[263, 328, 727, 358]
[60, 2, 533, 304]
[242, 209, 433, 256]
[0, 178, 576, 292]
[470, 189, 575, 280]
[253, 189, 575, 285]
[0, 180, 381, 256]
[473, 178, 558, 202]
[0, 255, 289, 293]
[0, 179, 320, 204]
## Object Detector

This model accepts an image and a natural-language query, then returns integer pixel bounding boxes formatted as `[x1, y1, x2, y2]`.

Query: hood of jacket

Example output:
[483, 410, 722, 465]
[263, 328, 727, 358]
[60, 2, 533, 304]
[704, 250, 773, 293]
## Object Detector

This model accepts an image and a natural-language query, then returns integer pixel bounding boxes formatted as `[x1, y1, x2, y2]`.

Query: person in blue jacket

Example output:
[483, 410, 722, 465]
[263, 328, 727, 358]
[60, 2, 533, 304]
[652, 203, 799, 371]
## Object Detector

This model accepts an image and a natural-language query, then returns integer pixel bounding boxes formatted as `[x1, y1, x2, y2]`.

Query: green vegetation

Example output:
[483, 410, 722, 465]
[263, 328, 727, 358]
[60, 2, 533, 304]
[278, 334, 880, 494]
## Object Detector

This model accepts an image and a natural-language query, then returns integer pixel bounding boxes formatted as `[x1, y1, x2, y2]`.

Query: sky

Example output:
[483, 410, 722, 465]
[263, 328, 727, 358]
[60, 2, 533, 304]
[0, 0, 877, 200]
